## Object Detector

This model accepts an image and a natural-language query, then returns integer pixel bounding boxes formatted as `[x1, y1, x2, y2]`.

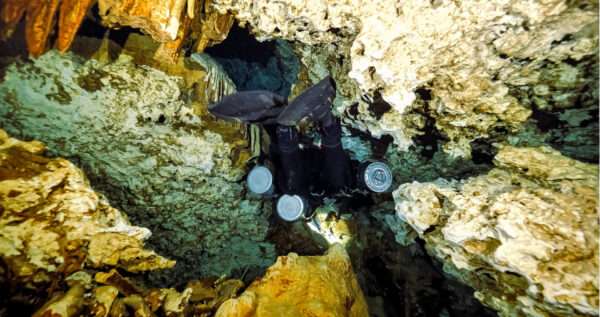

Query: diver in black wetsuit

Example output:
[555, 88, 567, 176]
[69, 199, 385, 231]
[208, 76, 392, 222]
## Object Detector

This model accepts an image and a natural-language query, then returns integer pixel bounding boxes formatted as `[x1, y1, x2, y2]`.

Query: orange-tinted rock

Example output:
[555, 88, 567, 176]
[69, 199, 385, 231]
[215, 244, 369, 317]
[191, 0, 234, 52]
[25, 0, 60, 57]
[98, 0, 187, 42]
[32, 284, 86, 317]
[0, 0, 27, 40]
[153, 14, 192, 64]
[56, 0, 95, 52]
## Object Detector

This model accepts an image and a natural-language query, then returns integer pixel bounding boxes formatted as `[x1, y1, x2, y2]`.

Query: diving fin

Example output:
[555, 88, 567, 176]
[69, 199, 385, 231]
[208, 90, 287, 123]
[276, 76, 336, 126]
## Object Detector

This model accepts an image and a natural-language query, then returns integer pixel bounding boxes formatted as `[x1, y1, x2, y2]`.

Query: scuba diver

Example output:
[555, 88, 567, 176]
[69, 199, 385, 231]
[208, 76, 393, 222]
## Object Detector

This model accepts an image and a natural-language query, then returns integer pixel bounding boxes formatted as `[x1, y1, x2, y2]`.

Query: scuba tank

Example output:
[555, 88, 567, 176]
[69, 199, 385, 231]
[246, 165, 275, 196]
[356, 160, 393, 193]
[276, 194, 310, 222]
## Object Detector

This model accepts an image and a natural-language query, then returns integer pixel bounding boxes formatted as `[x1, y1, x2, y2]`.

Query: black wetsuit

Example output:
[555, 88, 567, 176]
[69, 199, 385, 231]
[262, 120, 354, 210]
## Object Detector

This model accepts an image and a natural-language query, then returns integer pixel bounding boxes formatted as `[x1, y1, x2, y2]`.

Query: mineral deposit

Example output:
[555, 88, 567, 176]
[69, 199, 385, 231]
[0, 51, 275, 284]
[393, 146, 598, 316]
[215, 244, 369, 317]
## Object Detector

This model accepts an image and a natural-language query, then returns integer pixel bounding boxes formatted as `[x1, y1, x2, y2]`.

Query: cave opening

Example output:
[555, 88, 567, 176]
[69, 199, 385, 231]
[204, 24, 300, 98]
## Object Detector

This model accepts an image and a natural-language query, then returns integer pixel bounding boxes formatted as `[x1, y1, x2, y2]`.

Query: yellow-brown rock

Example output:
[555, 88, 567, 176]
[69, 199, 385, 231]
[0, 129, 174, 288]
[0, 0, 27, 40]
[88, 233, 175, 273]
[153, 14, 192, 65]
[32, 284, 86, 317]
[90, 286, 120, 317]
[121, 33, 205, 88]
[215, 244, 369, 317]
[95, 269, 144, 296]
[56, 0, 95, 53]
[25, 0, 61, 57]
[191, 0, 234, 53]
[98, 0, 187, 42]
[122, 294, 154, 317]
[394, 145, 599, 316]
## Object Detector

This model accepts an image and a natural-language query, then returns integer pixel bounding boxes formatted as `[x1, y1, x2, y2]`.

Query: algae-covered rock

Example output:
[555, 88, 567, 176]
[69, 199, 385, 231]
[213, 0, 598, 157]
[0, 51, 275, 283]
[393, 145, 598, 316]
[0, 129, 173, 288]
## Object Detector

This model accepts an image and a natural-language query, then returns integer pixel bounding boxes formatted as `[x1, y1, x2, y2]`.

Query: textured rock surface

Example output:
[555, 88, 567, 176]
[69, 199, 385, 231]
[0, 129, 173, 288]
[0, 51, 275, 283]
[213, 0, 598, 157]
[215, 244, 369, 317]
[0, 0, 27, 41]
[98, 0, 188, 42]
[393, 145, 598, 316]
[25, 0, 60, 57]
[0, 0, 235, 60]
[56, 0, 95, 53]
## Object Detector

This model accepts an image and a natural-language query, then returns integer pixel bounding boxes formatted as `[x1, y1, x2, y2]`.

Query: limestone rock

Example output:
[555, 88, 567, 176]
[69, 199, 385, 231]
[99, 0, 234, 64]
[56, 0, 95, 53]
[98, 0, 187, 42]
[393, 145, 599, 316]
[25, 0, 60, 57]
[0, 0, 27, 41]
[88, 233, 175, 273]
[32, 284, 86, 317]
[0, 51, 274, 283]
[191, 0, 235, 53]
[213, 0, 598, 157]
[90, 286, 120, 317]
[215, 244, 369, 317]
[0, 129, 174, 288]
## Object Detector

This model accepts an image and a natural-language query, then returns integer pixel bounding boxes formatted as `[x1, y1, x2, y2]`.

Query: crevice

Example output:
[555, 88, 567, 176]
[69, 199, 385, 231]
[204, 24, 300, 98]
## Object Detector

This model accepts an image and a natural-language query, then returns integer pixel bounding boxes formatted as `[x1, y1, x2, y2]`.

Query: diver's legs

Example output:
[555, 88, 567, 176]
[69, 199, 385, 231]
[273, 126, 309, 196]
[321, 118, 353, 194]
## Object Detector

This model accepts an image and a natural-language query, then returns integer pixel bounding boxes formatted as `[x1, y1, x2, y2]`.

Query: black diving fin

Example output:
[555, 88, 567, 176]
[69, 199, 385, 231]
[208, 90, 287, 124]
[276, 76, 336, 126]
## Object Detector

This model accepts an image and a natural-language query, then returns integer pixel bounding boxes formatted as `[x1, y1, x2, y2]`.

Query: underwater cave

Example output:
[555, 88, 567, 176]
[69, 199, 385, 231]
[0, 1, 598, 317]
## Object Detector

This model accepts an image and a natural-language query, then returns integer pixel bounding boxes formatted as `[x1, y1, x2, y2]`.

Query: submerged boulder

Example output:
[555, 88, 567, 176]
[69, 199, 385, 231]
[0, 129, 173, 287]
[216, 244, 369, 317]
[393, 145, 598, 316]
[0, 51, 275, 283]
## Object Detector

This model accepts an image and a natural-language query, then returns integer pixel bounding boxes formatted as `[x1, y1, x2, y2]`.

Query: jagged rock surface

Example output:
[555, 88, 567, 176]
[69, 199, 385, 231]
[393, 145, 599, 316]
[0, 51, 275, 284]
[98, 0, 188, 42]
[215, 244, 369, 317]
[213, 0, 598, 157]
[0, 129, 174, 289]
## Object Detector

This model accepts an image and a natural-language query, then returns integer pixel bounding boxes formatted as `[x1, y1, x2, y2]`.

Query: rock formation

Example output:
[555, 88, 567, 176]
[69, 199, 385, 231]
[0, 1, 598, 316]
[0, 0, 234, 60]
[0, 51, 275, 284]
[0, 0, 27, 41]
[0, 129, 174, 286]
[212, 0, 598, 157]
[0, 130, 367, 315]
[393, 145, 598, 316]
[215, 244, 369, 317]
[56, 0, 95, 53]
[98, 0, 188, 42]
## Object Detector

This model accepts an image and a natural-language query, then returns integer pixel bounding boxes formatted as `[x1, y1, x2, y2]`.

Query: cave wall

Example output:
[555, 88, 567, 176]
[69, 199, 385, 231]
[0, 0, 598, 316]
[394, 146, 598, 316]
[204, 1, 599, 316]
[0, 51, 275, 284]
[212, 0, 598, 158]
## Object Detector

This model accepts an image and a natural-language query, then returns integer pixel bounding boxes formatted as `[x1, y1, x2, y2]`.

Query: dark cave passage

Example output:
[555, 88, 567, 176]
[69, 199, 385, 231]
[204, 24, 300, 97]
